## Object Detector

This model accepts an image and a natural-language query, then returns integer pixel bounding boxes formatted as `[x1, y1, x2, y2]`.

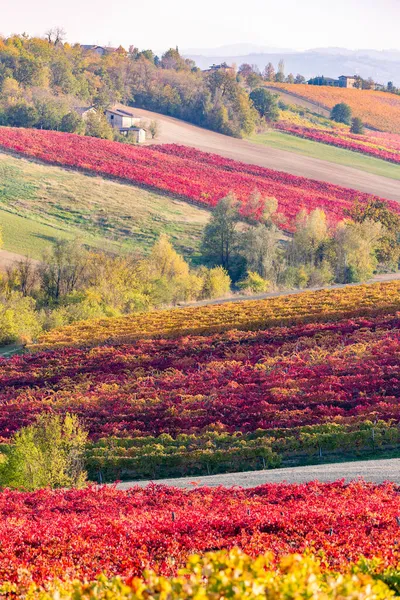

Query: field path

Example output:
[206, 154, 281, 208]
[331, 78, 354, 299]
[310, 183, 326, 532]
[130, 106, 400, 203]
[117, 458, 400, 490]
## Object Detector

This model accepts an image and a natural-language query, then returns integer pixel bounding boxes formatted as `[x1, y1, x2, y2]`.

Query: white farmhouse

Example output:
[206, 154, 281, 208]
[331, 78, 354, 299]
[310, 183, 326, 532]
[105, 105, 141, 130]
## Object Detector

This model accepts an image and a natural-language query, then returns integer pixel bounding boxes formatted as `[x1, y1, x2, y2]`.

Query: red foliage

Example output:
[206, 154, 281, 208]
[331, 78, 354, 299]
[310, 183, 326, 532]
[0, 314, 399, 440]
[0, 481, 399, 585]
[275, 122, 400, 164]
[0, 127, 397, 229]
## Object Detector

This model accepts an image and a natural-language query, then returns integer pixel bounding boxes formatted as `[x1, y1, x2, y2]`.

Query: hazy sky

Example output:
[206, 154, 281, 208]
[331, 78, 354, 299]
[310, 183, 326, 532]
[2, 0, 400, 52]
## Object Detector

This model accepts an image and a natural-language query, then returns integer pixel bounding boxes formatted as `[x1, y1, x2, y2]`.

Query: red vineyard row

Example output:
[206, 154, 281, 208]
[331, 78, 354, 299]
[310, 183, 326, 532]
[274, 122, 400, 164]
[1, 313, 399, 441]
[0, 127, 397, 228]
[0, 481, 399, 585]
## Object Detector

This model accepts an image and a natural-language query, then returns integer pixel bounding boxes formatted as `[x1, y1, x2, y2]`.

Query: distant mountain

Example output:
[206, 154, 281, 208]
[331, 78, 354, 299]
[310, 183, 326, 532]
[184, 47, 400, 85]
[184, 43, 294, 56]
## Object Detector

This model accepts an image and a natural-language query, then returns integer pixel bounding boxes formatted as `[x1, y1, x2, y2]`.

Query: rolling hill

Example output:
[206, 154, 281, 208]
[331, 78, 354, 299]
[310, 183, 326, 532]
[0, 152, 210, 263]
[268, 84, 400, 133]
[0, 128, 399, 237]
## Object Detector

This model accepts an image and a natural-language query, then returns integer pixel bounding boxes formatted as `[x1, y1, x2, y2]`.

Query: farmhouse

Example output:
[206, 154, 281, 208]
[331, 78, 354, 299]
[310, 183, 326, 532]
[203, 63, 234, 73]
[338, 75, 356, 88]
[308, 75, 358, 88]
[105, 106, 142, 129]
[80, 45, 117, 56]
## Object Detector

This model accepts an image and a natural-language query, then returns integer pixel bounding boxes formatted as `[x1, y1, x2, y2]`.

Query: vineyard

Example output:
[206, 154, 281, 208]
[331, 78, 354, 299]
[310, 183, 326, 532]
[0, 280, 398, 479]
[269, 83, 400, 133]
[0, 127, 398, 232]
[275, 121, 400, 164]
[0, 481, 399, 588]
[31, 280, 400, 350]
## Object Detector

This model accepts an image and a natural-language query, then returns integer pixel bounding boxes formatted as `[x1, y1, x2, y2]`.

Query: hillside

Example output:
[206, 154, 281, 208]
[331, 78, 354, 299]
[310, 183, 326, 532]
[1, 129, 399, 235]
[0, 152, 210, 261]
[0, 280, 397, 483]
[268, 83, 400, 133]
[129, 105, 400, 201]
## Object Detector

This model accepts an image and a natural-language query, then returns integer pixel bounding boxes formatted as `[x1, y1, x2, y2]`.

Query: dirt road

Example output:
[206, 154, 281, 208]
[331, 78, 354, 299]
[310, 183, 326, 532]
[0, 250, 39, 271]
[130, 106, 400, 203]
[117, 458, 400, 490]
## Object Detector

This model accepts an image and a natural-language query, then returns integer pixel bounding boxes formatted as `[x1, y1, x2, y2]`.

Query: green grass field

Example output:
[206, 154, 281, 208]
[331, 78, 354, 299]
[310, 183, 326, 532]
[0, 152, 210, 261]
[249, 130, 400, 180]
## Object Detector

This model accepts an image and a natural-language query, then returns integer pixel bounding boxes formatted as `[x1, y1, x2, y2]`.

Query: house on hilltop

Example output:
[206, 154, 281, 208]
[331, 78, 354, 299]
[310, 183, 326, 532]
[308, 74, 358, 88]
[203, 62, 234, 73]
[80, 45, 117, 56]
[338, 75, 356, 88]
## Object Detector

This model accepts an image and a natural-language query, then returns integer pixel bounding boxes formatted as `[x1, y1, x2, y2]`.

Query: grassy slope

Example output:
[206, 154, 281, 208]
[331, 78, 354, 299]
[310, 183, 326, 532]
[0, 152, 210, 261]
[249, 130, 400, 180]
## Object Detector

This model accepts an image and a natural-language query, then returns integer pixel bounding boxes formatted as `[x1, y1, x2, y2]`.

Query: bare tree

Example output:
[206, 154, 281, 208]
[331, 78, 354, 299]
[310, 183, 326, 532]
[44, 27, 66, 46]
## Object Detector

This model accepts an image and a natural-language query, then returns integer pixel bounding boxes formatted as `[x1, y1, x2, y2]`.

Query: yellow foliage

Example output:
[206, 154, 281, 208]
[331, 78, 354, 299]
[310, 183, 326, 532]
[12, 550, 396, 599]
[30, 280, 400, 351]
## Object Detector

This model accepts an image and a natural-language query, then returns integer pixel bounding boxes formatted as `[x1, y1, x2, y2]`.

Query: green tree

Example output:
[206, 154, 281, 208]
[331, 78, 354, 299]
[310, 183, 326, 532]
[200, 195, 244, 279]
[350, 117, 365, 134]
[84, 111, 114, 140]
[249, 88, 279, 121]
[330, 102, 352, 124]
[6, 101, 38, 127]
[0, 413, 87, 490]
[275, 59, 285, 83]
[60, 111, 85, 133]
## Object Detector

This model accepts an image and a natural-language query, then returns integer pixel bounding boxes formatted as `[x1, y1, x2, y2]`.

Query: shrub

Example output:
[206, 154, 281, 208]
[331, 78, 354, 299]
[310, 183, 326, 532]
[0, 413, 87, 490]
[0, 291, 42, 345]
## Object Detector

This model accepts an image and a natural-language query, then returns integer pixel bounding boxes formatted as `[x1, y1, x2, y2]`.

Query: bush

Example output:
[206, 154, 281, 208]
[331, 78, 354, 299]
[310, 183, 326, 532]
[0, 413, 87, 490]
[0, 292, 42, 345]
[200, 266, 231, 299]
[238, 271, 270, 293]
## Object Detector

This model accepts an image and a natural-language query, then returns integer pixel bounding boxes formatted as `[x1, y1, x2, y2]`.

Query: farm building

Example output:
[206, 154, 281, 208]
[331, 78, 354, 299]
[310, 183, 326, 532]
[119, 126, 146, 143]
[338, 75, 356, 88]
[75, 106, 97, 120]
[80, 45, 117, 56]
[105, 106, 141, 129]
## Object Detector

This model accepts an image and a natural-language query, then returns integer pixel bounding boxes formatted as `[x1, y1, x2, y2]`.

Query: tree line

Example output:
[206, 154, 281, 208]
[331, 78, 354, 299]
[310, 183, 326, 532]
[1, 194, 398, 346]
[0, 35, 257, 138]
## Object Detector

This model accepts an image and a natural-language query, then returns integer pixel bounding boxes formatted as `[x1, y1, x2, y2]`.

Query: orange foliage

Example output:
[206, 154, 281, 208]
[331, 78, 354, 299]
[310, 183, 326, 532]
[269, 83, 400, 134]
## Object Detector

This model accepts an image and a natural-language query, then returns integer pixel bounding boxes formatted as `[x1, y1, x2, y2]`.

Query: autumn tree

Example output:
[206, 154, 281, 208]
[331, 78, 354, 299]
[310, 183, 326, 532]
[263, 62, 275, 82]
[345, 199, 400, 268]
[39, 239, 90, 303]
[333, 219, 383, 282]
[289, 208, 330, 266]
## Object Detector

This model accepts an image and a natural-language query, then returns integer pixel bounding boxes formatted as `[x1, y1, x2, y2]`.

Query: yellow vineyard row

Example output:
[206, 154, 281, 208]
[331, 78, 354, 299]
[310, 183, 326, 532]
[30, 281, 400, 351]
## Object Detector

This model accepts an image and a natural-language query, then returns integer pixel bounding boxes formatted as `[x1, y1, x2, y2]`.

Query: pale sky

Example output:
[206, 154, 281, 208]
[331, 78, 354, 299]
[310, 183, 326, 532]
[2, 0, 400, 52]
